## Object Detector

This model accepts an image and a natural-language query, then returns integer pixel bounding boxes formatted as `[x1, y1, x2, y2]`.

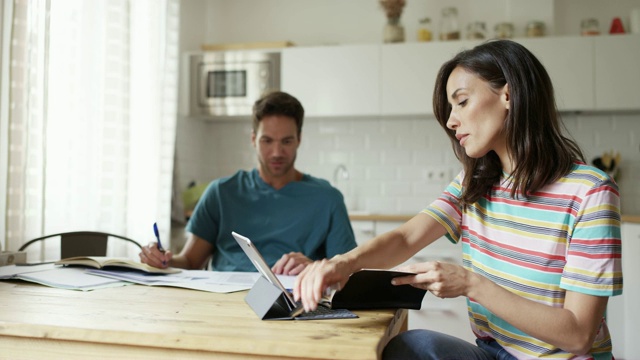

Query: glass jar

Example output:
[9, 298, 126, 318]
[581, 18, 600, 36]
[439, 7, 460, 41]
[466, 21, 487, 40]
[494, 22, 514, 39]
[526, 21, 545, 37]
[417, 17, 433, 42]
[383, 17, 405, 43]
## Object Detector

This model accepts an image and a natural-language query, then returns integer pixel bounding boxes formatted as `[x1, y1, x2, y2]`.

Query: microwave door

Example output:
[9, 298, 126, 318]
[190, 52, 280, 118]
[198, 62, 269, 117]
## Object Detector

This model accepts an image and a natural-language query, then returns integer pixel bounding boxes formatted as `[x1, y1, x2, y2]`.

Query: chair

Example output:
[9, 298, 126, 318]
[18, 231, 143, 264]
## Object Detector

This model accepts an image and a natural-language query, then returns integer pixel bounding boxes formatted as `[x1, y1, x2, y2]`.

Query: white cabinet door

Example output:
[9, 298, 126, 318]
[609, 222, 640, 359]
[281, 45, 380, 117]
[517, 36, 595, 111]
[380, 41, 478, 116]
[350, 220, 376, 246]
[381, 37, 595, 115]
[594, 34, 640, 110]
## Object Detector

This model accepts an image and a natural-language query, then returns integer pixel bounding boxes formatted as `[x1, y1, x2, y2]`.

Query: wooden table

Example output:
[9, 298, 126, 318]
[0, 281, 407, 359]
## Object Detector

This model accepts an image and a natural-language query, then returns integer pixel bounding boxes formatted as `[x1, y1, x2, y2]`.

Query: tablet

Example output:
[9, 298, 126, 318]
[231, 231, 302, 316]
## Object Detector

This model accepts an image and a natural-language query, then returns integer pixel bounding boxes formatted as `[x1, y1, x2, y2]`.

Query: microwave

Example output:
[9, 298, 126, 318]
[189, 51, 281, 117]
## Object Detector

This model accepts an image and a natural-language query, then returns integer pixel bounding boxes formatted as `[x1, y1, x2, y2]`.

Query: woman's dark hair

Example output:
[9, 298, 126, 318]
[252, 91, 304, 137]
[433, 39, 584, 206]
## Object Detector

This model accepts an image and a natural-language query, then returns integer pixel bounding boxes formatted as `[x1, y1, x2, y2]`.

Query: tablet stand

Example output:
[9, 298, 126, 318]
[245, 276, 295, 320]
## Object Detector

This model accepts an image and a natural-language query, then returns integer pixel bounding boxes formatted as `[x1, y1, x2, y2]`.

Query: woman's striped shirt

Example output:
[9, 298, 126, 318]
[424, 162, 623, 359]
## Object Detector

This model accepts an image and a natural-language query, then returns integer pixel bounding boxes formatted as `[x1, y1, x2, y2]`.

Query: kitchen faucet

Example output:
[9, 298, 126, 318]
[333, 164, 349, 183]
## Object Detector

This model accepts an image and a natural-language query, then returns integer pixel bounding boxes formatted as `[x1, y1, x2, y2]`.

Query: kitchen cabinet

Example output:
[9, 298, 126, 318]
[351, 218, 474, 343]
[281, 35, 639, 117]
[607, 222, 640, 360]
[516, 36, 595, 111]
[381, 36, 595, 114]
[594, 34, 640, 111]
[281, 44, 380, 117]
[380, 41, 477, 115]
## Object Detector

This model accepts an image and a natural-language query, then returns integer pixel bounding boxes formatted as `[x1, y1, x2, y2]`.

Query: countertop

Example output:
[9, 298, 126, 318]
[350, 213, 640, 224]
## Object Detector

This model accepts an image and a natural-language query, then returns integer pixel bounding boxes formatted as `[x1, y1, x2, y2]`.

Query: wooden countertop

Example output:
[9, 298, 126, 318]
[351, 214, 640, 224]
[622, 215, 640, 224]
[349, 214, 413, 222]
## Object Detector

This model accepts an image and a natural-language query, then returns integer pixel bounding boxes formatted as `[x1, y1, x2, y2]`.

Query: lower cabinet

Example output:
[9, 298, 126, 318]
[608, 223, 640, 360]
[351, 220, 475, 344]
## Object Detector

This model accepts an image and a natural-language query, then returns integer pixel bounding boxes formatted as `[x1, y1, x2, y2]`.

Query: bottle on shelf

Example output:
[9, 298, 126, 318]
[526, 21, 545, 37]
[417, 17, 433, 42]
[466, 21, 487, 40]
[439, 7, 460, 41]
[494, 22, 514, 39]
[580, 18, 600, 36]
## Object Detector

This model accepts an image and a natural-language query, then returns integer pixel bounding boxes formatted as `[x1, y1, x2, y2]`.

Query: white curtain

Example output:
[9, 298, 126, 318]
[2, 0, 180, 260]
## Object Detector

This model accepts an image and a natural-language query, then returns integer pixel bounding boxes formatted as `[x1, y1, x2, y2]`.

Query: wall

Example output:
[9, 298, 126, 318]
[177, 112, 640, 216]
[175, 0, 640, 218]
[199, 0, 640, 46]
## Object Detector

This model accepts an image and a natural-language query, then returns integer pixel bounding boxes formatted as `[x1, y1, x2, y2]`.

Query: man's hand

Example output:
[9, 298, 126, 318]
[271, 252, 312, 275]
[139, 242, 173, 268]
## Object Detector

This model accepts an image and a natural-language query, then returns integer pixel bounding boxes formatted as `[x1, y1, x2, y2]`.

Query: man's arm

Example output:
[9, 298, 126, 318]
[324, 194, 358, 257]
[140, 233, 213, 270]
[170, 233, 214, 270]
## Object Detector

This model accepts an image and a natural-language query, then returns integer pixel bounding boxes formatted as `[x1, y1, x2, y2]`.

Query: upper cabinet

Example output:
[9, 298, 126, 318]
[281, 44, 380, 117]
[380, 41, 477, 115]
[281, 35, 639, 117]
[594, 34, 640, 111]
[516, 36, 595, 111]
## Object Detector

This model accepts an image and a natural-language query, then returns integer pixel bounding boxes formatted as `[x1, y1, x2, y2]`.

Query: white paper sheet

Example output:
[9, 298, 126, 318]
[86, 269, 298, 293]
[2, 266, 129, 291]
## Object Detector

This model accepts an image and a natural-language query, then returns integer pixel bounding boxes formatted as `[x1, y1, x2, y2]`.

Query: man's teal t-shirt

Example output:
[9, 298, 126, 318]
[186, 169, 357, 271]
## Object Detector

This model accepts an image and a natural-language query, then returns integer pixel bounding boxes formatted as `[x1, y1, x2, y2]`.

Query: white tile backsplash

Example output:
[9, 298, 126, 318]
[175, 112, 640, 216]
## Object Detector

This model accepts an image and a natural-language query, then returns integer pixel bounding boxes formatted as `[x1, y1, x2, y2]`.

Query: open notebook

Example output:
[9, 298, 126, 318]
[232, 231, 357, 320]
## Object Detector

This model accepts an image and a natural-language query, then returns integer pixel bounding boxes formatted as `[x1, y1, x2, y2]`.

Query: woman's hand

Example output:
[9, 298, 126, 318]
[393, 261, 472, 299]
[139, 242, 173, 269]
[293, 256, 354, 312]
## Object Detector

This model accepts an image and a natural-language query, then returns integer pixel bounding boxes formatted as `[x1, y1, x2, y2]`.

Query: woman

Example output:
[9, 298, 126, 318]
[293, 40, 622, 359]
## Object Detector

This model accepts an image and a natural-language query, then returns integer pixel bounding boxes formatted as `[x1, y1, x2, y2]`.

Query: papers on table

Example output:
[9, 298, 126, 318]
[0, 264, 129, 291]
[86, 269, 297, 293]
[1, 263, 297, 293]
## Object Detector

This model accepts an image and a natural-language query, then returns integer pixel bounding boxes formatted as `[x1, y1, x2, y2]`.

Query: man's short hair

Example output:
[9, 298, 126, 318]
[252, 91, 304, 136]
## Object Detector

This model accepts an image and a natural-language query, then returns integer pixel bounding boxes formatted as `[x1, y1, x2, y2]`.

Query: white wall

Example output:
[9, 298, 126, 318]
[175, 0, 640, 216]
[177, 112, 640, 216]
[191, 0, 640, 47]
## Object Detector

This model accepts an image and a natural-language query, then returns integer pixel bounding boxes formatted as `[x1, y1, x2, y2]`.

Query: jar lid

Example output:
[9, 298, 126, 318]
[467, 21, 486, 29]
[494, 22, 514, 30]
[527, 21, 545, 29]
[581, 18, 599, 26]
[442, 7, 458, 15]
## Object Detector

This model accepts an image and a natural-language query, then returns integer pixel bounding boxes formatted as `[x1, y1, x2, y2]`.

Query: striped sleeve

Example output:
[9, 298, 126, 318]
[561, 177, 622, 296]
[423, 171, 464, 244]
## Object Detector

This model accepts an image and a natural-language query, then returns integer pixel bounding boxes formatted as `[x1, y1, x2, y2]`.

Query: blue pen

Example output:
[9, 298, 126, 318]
[153, 222, 167, 266]
[153, 222, 165, 252]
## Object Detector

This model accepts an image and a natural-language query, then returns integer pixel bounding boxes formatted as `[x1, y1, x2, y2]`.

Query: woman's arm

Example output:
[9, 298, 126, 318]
[469, 274, 608, 355]
[394, 260, 608, 355]
[294, 212, 447, 311]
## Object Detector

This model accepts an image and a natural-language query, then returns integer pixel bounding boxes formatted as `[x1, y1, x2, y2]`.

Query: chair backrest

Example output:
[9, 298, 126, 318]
[18, 231, 143, 263]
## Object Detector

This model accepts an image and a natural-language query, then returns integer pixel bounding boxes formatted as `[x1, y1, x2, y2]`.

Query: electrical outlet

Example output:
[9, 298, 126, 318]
[425, 166, 449, 183]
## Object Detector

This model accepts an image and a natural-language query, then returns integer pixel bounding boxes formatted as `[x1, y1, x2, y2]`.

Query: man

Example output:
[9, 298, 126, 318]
[140, 91, 356, 275]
